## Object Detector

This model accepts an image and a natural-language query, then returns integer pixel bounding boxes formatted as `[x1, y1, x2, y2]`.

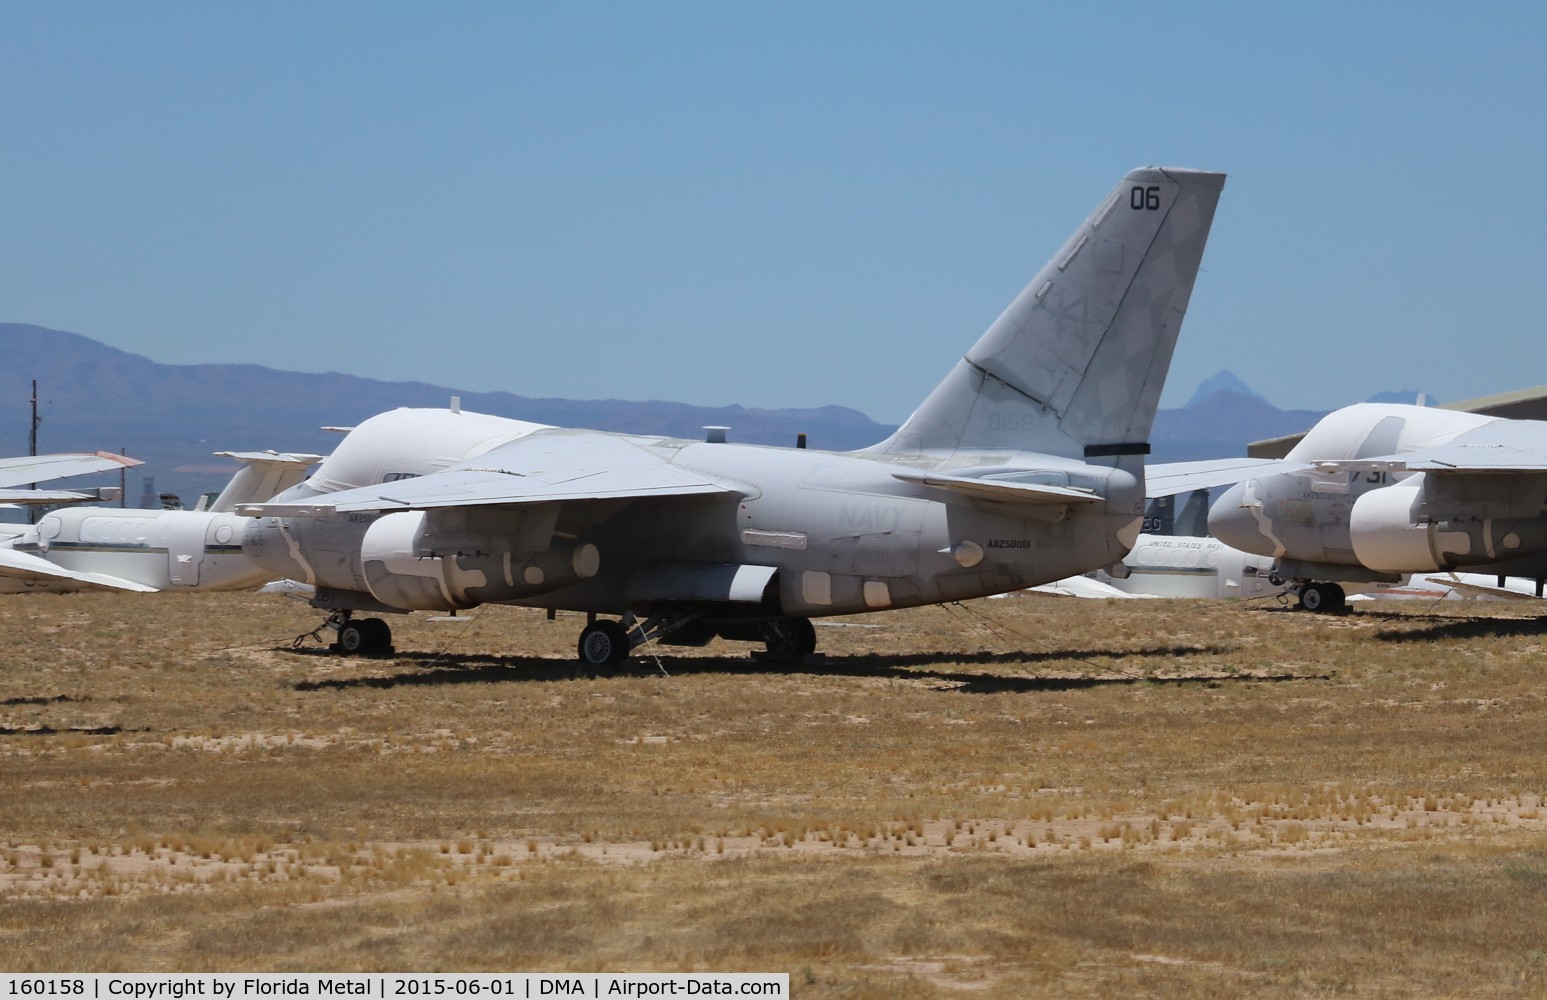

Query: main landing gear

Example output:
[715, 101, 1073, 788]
[758, 618, 817, 659]
[1295, 581, 1346, 614]
[577, 620, 631, 665]
[324, 611, 394, 656]
[574, 614, 819, 666]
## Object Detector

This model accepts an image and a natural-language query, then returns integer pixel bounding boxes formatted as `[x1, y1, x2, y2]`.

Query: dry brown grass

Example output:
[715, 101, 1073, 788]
[2, 590, 1547, 996]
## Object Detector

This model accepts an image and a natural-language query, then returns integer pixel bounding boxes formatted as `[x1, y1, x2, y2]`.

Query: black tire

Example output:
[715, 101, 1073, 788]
[337, 620, 370, 654]
[337, 617, 392, 655]
[359, 617, 392, 652]
[577, 620, 631, 665]
[761, 618, 817, 659]
[1298, 582, 1341, 613]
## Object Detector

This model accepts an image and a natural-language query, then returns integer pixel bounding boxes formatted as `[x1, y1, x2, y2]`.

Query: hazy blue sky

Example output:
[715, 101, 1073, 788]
[4, 2, 1544, 423]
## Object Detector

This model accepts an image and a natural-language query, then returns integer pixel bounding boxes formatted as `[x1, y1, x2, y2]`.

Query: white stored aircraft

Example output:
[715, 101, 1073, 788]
[237, 167, 1227, 661]
[1095, 532, 1285, 600]
[1209, 399, 1547, 610]
[0, 451, 319, 593]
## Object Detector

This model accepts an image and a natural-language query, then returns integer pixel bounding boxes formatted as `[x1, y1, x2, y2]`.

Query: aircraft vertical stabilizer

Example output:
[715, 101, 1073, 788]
[874, 167, 1225, 459]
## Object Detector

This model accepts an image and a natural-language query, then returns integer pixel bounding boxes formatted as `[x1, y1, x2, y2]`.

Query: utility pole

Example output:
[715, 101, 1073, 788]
[28, 380, 40, 524]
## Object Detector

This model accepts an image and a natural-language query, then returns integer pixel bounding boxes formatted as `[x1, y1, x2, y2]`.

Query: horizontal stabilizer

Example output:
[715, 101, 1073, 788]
[216, 451, 325, 465]
[207, 450, 326, 511]
[0, 547, 158, 592]
[892, 470, 1102, 506]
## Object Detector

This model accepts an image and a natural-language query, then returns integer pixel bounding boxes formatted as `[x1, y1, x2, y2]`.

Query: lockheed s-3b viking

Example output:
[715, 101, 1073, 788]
[239, 167, 1227, 663]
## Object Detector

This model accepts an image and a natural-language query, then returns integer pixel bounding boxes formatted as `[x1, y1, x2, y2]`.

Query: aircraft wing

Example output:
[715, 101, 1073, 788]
[0, 451, 141, 489]
[238, 432, 741, 517]
[1145, 458, 1309, 497]
[1030, 576, 1154, 599]
[0, 547, 159, 592]
[0, 488, 121, 505]
[1318, 420, 1547, 475]
[1421, 575, 1542, 600]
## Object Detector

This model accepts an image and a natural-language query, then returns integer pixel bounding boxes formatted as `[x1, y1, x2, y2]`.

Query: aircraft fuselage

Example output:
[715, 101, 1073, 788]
[242, 417, 1143, 620]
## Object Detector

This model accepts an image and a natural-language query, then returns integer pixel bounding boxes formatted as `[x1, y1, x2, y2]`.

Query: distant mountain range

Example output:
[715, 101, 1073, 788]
[2, 324, 1382, 504]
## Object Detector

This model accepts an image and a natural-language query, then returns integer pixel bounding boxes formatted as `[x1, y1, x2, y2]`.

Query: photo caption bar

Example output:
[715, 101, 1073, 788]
[0, 976, 788, 1000]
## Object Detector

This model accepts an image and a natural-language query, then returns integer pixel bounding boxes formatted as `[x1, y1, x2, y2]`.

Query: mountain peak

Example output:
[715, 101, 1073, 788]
[1186, 370, 1267, 408]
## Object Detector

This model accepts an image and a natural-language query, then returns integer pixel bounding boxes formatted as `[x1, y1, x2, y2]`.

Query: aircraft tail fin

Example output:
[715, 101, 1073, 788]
[206, 451, 324, 512]
[872, 167, 1225, 461]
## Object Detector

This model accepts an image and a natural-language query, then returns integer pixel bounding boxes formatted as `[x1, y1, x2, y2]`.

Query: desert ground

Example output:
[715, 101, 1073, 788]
[1, 588, 1545, 997]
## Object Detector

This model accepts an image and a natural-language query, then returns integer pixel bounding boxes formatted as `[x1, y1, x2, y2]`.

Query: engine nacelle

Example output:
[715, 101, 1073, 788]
[1348, 484, 1441, 572]
[1350, 477, 1547, 573]
[244, 508, 600, 611]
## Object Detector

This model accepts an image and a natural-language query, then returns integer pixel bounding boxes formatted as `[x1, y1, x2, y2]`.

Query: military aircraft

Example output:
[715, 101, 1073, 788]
[0, 451, 319, 593]
[1209, 400, 1547, 611]
[238, 166, 1227, 662]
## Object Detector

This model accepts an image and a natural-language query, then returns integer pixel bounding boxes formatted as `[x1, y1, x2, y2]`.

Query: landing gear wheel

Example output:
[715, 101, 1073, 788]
[761, 618, 817, 659]
[1298, 582, 1346, 613]
[578, 620, 632, 665]
[337, 617, 392, 655]
[337, 620, 370, 654]
[359, 617, 392, 652]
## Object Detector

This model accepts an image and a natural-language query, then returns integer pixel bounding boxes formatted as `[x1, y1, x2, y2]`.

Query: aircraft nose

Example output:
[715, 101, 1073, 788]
[1208, 481, 1278, 557]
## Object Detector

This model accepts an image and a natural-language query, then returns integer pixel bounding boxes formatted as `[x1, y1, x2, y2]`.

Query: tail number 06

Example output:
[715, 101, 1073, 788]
[1130, 186, 1161, 210]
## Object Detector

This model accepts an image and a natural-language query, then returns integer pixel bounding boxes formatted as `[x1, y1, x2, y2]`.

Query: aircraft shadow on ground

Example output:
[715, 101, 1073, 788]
[0, 724, 127, 736]
[1370, 614, 1547, 643]
[0, 694, 127, 736]
[288, 643, 1324, 695]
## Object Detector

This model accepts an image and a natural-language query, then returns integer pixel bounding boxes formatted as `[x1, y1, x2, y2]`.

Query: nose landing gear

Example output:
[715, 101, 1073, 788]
[302, 610, 394, 656]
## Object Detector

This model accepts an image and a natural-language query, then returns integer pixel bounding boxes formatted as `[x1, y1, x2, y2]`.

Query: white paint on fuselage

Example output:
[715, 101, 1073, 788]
[1093, 534, 1286, 600]
[0, 507, 268, 593]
